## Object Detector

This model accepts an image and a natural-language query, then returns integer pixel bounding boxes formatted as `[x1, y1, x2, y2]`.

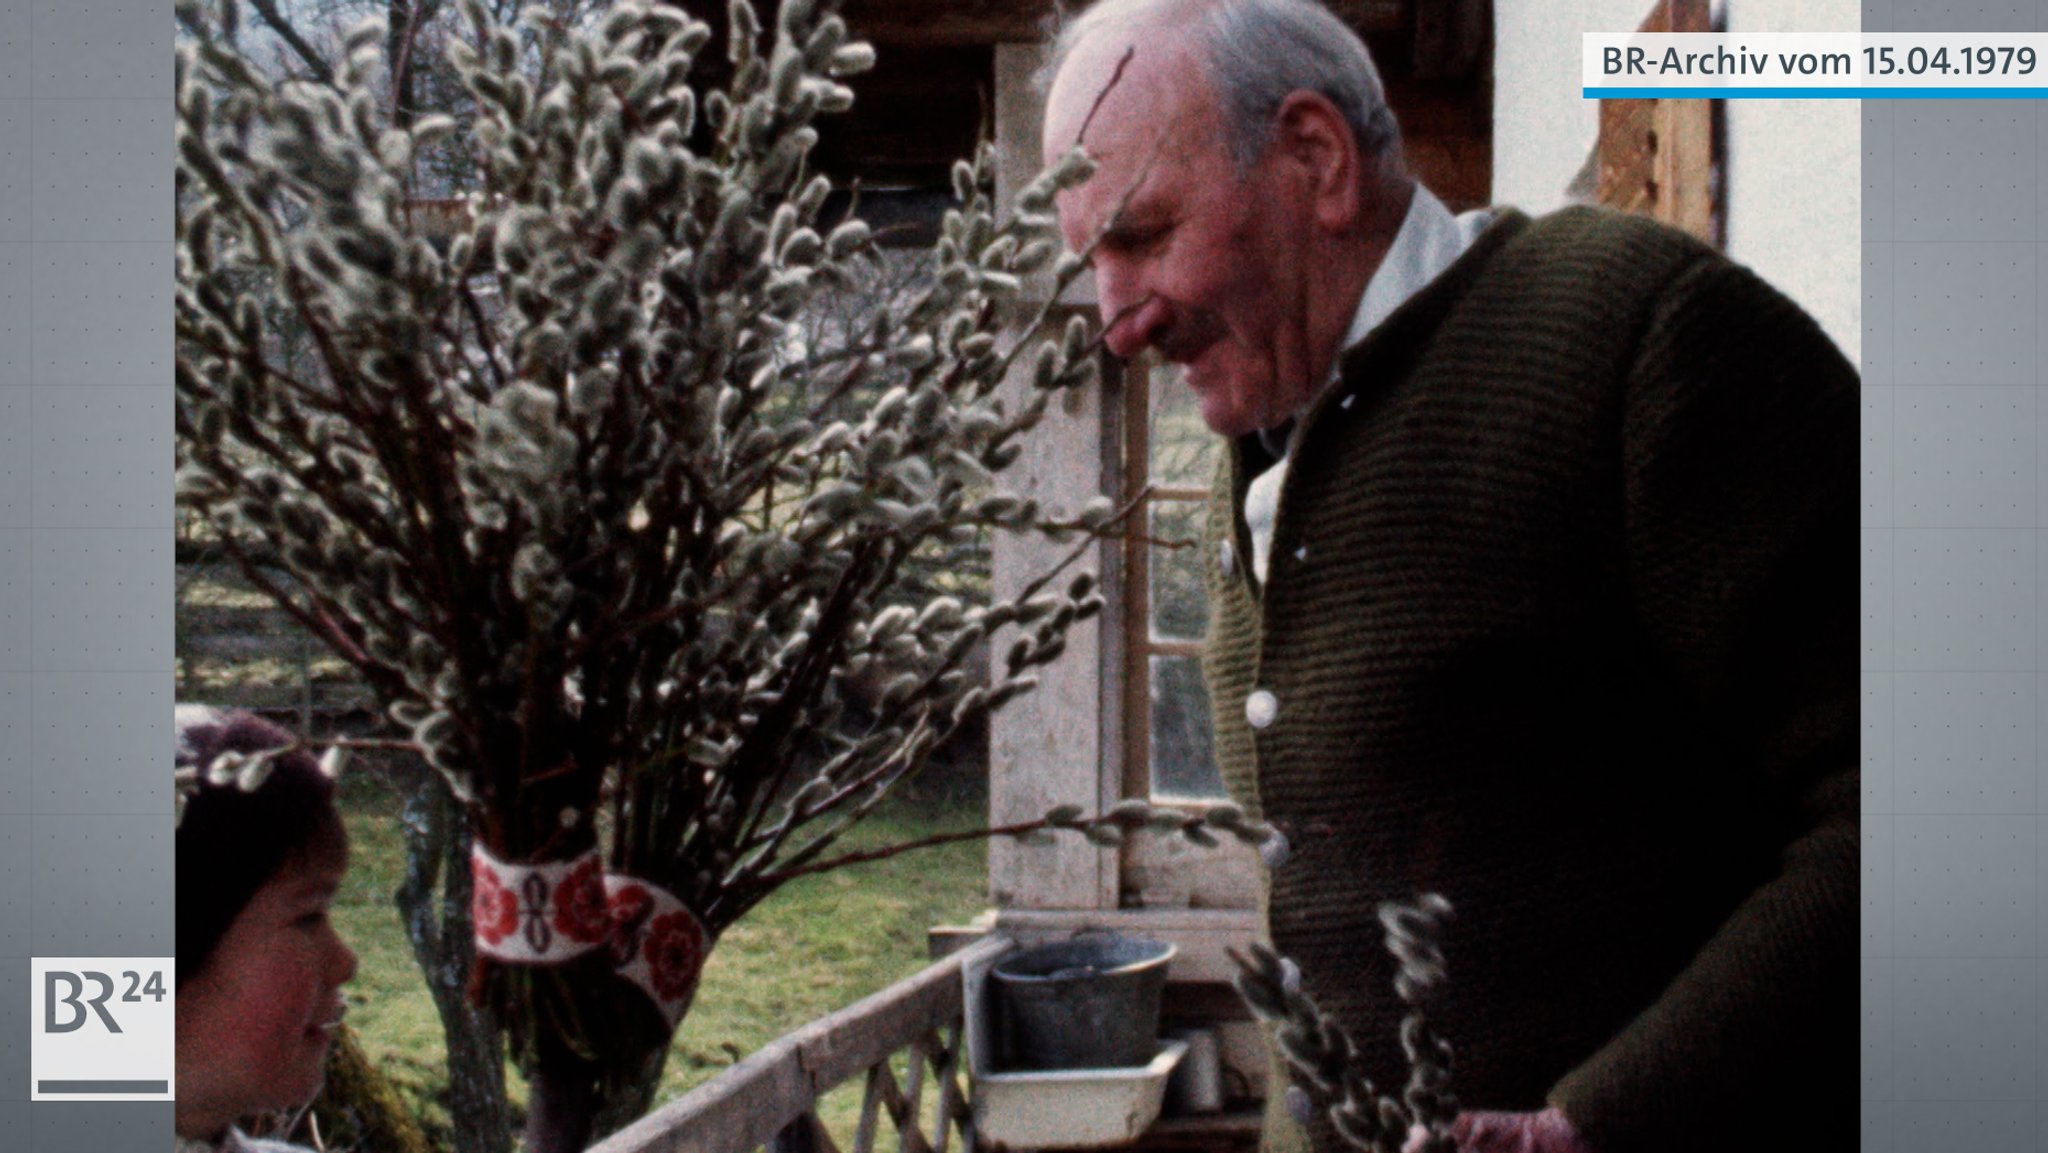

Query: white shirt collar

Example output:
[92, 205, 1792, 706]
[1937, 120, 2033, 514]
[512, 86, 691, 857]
[1329, 184, 1496, 381]
[1245, 187, 1495, 584]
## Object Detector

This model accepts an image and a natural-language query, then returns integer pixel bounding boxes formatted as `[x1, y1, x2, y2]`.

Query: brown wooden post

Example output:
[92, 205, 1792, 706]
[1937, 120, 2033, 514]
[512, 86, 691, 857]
[1595, 0, 1722, 246]
[985, 41, 1118, 914]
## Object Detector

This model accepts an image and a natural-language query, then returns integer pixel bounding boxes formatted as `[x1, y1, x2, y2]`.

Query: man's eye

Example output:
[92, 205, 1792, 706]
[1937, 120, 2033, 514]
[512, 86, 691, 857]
[1106, 222, 1168, 252]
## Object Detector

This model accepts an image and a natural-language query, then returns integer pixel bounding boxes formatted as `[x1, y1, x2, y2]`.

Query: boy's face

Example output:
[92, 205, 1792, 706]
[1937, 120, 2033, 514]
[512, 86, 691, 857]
[175, 845, 357, 1137]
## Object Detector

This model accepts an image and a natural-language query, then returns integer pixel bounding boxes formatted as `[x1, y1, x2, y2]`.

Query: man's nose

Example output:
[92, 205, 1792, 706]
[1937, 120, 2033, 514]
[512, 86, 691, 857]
[1101, 293, 1170, 361]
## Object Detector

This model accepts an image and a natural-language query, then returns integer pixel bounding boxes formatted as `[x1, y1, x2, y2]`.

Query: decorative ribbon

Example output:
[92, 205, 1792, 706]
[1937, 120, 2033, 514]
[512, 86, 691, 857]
[603, 873, 708, 1028]
[469, 846, 708, 1027]
[469, 845, 610, 963]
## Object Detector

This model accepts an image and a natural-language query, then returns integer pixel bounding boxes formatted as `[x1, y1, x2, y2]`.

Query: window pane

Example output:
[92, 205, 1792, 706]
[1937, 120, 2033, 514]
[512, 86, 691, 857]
[1148, 500, 1208, 643]
[1148, 371, 1218, 488]
[1150, 654, 1226, 799]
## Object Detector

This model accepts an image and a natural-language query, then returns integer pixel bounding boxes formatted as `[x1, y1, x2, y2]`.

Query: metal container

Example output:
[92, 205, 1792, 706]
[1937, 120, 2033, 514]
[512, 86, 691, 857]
[991, 934, 1177, 1070]
[1164, 1026, 1224, 1114]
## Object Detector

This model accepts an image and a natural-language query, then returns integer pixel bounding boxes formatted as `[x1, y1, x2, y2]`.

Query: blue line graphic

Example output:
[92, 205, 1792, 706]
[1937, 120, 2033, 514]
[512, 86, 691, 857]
[1584, 87, 2048, 98]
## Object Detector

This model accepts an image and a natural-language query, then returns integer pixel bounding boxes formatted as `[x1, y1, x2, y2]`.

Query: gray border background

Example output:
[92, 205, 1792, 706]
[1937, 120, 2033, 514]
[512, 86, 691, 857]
[1, 0, 173, 1145]
[0, 0, 2011, 1146]
[1859, 1, 2048, 1150]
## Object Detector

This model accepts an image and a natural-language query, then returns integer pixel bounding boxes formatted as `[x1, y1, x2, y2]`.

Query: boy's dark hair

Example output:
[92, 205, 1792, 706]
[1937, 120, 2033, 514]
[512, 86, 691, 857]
[175, 706, 346, 986]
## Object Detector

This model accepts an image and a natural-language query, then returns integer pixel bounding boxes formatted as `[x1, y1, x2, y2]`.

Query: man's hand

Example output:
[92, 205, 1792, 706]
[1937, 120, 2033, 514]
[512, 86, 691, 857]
[1403, 1108, 1594, 1153]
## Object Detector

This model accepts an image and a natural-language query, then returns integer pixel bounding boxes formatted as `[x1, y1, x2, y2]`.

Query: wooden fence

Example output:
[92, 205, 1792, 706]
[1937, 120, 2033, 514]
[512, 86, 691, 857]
[176, 546, 373, 724]
[589, 936, 1007, 1153]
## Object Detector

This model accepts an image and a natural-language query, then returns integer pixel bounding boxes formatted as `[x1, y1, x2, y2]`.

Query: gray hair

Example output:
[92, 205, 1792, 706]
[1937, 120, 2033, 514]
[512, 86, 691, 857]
[1038, 0, 1401, 172]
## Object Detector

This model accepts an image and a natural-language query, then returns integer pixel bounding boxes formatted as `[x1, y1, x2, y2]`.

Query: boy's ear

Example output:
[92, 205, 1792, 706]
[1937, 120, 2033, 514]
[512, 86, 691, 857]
[1270, 90, 1361, 232]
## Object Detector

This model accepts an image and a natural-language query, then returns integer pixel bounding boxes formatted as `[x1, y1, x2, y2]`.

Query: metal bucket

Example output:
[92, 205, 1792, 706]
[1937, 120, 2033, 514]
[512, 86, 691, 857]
[991, 934, 1177, 1070]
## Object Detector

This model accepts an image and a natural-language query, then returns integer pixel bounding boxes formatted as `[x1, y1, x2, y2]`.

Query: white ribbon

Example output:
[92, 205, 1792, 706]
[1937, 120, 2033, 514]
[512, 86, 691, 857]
[469, 845, 609, 964]
[603, 874, 709, 1027]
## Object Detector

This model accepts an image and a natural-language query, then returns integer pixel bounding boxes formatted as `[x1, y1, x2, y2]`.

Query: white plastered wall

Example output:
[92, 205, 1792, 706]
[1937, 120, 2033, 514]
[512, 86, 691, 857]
[1491, 0, 1862, 362]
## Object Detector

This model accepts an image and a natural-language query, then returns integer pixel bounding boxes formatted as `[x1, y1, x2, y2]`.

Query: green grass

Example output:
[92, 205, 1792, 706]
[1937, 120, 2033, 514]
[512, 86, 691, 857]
[332, 771, 989, 1149]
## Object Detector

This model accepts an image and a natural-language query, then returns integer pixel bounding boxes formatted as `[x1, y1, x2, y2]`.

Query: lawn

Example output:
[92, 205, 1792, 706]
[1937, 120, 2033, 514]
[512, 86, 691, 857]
[332, 768, 990, 1149]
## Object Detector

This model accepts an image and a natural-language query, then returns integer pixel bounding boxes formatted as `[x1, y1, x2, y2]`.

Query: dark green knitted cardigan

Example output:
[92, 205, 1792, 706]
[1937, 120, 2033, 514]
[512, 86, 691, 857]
[1204, 207, 1857, 1153]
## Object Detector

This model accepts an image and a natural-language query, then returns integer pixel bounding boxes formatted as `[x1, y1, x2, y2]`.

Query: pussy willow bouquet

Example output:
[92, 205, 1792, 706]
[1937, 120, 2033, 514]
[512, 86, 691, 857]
[175, 0, 1283, 1145]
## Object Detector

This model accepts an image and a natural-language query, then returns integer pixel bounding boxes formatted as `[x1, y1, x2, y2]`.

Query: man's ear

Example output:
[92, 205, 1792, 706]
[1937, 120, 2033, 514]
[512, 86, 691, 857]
[1270, 91, 1361, 231]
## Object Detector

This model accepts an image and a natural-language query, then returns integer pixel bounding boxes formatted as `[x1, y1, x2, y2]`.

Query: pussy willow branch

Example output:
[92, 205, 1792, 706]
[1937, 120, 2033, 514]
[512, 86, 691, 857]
[1232, 894, 1458, 1153]
[738, 797, 1280, 892]
[725, 487, 1147, 876]
[1073, 45, 1135, 148]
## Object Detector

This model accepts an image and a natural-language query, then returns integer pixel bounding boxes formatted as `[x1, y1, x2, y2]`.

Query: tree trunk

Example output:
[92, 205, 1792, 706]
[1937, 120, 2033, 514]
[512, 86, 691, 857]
[520, 990, 677, 1151]
[398, 776, 514, 1153]
[524, 1036, 600, 1153]
[591, 1039, 672, 1139]
[401, 766, 676, 1153]
[386, 0, 417, 129]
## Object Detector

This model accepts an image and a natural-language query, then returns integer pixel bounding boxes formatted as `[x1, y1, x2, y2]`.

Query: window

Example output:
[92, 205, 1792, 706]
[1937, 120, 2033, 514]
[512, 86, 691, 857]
[1119, 357, 1228, 802]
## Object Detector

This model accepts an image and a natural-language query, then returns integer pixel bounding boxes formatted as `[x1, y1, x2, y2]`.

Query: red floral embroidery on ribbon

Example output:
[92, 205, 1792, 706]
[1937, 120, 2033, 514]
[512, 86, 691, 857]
[471, 855, 520, 946]
[553, 855, 609, 945]
[645, 910, 706, 1002]
[606, 882, 653, 965]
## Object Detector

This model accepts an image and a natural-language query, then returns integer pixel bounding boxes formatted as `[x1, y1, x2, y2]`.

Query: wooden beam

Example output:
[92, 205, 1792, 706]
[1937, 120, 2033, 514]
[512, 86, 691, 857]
[1381, 75, 1492, 212]
[986, 322, 1117, 911]
[814, 44, 990, 187]
[843, 0, 1055, 45]
[1594, 0, 1719, 246]
[1412, 0, 1488, 80]
[1329, 1, 1410, 35]
[842, 0, 1409, 47]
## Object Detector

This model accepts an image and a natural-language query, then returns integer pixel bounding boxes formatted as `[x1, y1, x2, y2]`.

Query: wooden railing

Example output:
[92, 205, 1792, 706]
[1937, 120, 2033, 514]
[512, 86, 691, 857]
[588, 935, 1010, 1153]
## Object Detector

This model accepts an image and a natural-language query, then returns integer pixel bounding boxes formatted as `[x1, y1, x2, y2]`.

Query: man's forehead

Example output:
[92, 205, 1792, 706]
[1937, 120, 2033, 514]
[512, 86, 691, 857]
[1042, 30, 1211, 164]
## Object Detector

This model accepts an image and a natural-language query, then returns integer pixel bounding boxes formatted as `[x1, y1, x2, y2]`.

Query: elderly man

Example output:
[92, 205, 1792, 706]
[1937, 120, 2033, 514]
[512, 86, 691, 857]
[1038, 2, 1857, 1153]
